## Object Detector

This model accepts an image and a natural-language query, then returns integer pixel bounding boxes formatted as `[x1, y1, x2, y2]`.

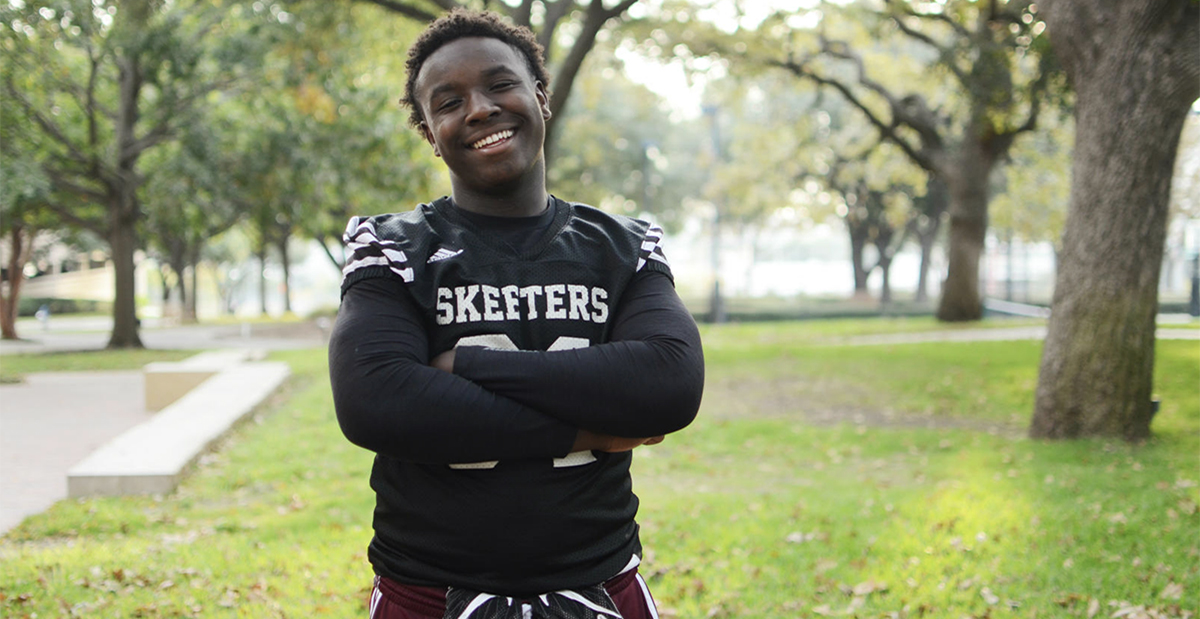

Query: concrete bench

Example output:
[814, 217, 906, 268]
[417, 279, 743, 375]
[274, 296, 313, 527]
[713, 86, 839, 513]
[143, 349, 266, 411]
[67, 359, 290, 497]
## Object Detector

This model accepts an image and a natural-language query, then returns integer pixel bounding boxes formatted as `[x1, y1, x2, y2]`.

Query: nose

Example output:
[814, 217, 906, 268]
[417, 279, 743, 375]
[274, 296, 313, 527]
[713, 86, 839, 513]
[464, 91, 500, 124]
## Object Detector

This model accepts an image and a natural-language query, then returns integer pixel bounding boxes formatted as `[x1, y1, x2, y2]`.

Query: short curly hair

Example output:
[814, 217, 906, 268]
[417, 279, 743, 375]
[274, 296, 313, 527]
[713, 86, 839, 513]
[402, 9, 552, 130]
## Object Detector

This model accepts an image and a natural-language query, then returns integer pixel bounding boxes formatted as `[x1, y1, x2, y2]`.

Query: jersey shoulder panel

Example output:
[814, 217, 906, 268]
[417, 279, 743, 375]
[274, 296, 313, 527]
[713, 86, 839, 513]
[565, 203, 673, 278]
[340, 207, 440, 295]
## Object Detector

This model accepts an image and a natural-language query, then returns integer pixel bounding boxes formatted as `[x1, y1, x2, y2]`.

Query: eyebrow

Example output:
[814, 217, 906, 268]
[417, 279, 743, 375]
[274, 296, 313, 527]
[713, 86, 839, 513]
[424, 65, 523, 103]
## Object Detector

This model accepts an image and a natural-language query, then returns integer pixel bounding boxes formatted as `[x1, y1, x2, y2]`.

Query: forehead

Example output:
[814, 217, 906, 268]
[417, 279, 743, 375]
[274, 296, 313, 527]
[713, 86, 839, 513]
[415, 37, 532, 95]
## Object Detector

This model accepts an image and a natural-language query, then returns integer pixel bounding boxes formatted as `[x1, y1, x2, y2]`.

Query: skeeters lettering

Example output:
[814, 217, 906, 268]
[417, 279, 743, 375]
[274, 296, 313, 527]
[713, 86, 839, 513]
[435, 284, 609, 325]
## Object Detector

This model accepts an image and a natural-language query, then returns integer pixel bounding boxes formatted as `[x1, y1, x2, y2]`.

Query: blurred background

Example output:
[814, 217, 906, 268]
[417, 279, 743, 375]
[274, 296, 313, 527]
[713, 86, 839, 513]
[3, 0, 1196, 337]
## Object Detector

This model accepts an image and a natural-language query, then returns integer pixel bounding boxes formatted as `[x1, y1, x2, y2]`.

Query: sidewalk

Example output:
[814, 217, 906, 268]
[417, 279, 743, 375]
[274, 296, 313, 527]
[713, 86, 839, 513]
[838, 323, 1200, 346]
[0, 317, 328, 537]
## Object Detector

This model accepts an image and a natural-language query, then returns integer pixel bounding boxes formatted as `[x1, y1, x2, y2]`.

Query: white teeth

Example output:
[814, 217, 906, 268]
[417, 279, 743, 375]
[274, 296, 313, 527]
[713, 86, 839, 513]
[472, 129, 513, 149]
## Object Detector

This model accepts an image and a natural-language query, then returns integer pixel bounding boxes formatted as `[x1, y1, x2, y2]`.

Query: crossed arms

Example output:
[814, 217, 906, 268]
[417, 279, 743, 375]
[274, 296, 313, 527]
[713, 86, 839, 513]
[328, 270, 704, 464]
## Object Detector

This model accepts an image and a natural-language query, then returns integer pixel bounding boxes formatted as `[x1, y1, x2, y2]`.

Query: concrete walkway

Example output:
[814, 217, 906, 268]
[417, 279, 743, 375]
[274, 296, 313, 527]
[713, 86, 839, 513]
[1, 371, 147, 534]
[838, 324, 1200, 346]
[0, 318, 328, 537]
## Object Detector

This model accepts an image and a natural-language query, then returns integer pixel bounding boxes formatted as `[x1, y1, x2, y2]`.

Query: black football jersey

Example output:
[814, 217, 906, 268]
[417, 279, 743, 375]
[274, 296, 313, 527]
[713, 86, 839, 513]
[339, 196, 672, 595]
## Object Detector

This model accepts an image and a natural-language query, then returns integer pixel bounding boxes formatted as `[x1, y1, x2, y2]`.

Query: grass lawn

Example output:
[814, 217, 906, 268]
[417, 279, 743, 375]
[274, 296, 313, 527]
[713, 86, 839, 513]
[0, 320, 1196, 618]
[0, 349, 198, 384]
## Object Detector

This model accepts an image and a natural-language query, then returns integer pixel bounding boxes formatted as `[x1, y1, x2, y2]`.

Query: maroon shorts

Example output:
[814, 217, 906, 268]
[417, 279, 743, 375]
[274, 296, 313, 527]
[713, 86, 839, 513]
[366, 569, 659, 619]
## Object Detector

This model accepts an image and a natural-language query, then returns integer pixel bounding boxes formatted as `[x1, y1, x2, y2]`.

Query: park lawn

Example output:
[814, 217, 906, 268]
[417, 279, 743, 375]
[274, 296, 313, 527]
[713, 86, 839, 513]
[0, 349, 198, 384]
[0, 323, 1196, 618]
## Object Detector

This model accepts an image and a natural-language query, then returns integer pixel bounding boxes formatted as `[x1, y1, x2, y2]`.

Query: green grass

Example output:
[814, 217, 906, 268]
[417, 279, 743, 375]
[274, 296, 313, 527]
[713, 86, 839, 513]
[0, 349, 198, 383]
[1, 323, 1197, 618]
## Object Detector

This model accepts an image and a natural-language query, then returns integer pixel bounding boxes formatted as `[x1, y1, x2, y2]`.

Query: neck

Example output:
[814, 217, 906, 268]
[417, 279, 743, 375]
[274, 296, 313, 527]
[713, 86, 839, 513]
[449, 164, 550, 218]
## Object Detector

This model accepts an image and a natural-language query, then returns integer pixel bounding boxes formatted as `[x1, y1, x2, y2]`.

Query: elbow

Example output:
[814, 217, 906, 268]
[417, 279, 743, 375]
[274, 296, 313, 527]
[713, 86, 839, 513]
[334, 400, 386, 453]
[638, 363, 704, 436]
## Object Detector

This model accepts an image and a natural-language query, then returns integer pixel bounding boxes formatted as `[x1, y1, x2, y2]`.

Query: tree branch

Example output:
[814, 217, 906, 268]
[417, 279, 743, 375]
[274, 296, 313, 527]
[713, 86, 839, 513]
[4, 79, 93, 169]
[537, 0, 576, 64]
[895, 1, 971, 39]
[545, 0, 635, 133]
[772, 51, 934, 172]
[360, 0, 441, 22]
[38, 179, 107, 235]
[886, 10, 970, 87]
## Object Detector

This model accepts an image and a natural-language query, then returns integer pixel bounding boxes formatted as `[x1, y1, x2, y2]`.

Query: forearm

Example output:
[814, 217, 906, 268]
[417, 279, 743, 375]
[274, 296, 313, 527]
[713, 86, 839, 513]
[329, 278, 578, 463]
[452, 271, 704, 437]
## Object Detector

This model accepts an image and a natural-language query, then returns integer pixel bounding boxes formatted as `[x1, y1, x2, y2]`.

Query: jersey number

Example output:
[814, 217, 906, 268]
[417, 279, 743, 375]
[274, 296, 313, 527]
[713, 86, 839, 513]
[449, 334, 597, 470]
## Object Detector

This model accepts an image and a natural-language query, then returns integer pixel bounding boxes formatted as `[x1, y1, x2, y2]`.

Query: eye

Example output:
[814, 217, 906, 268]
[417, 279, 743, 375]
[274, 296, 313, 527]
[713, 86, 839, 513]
[491, 80, 517, 91]
[435, 97, 462, 112]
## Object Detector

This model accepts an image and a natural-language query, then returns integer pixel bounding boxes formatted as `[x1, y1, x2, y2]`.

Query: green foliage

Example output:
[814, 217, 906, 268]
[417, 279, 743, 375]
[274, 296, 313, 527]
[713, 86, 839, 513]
[16, 297, 111, 317]
[991, 111, 1074, 245]
[548, 50, 706, 230]
[221, 2, 443, 269]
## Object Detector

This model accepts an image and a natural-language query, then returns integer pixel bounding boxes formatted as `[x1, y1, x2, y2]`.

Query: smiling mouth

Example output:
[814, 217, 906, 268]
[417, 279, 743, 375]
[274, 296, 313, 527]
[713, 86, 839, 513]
[471, 129, 514, 150]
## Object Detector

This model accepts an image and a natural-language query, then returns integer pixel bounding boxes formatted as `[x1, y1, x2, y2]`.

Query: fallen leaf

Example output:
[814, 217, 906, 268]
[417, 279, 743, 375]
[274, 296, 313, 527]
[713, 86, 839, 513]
[852, 580, 888, 595]
[1159, 582, 1184, 600]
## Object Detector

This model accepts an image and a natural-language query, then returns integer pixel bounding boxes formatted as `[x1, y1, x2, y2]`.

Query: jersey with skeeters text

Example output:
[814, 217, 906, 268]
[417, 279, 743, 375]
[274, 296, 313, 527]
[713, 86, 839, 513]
[339, 196, 672, 596]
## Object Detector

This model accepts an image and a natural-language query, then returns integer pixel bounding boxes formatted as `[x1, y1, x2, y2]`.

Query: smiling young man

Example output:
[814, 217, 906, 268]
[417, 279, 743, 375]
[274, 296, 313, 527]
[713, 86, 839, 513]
[328, 10, 704, 619]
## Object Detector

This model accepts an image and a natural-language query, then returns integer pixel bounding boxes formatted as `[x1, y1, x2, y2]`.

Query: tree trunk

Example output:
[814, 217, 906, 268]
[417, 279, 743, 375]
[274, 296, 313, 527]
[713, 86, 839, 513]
[914, 214, 942, 304]
[107, 212, 143, 348]
[106, 52, 144, 349]
[936, 144, 994, 322]
[0, 224, 32, 340]
[258, 244, 269, 316]
[878, 254, 893, 307]
[1031, 0, 1199, 441]
[278, 235, 292, 314]
[914, 179, 949, 304]
[848, 220, 871, 298]
[186, 247, 200, 323]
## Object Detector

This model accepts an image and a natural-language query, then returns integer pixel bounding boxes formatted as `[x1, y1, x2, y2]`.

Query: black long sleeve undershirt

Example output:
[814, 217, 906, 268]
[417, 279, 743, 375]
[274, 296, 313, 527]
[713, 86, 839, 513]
[328, 269, 703, 464]
[329, 277, 579, 464]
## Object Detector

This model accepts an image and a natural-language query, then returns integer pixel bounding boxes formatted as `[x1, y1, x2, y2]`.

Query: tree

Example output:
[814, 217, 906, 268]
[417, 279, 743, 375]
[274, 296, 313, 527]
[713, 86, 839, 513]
[1029, 0, 1199, 441]
[346, 0, 643, 160]
[771, 0, 1059, 320]
[141, 122, 243, 322]
[0, 157, 52, 340]
[549, 48, 706, 230]
[2, 1, 275, 347]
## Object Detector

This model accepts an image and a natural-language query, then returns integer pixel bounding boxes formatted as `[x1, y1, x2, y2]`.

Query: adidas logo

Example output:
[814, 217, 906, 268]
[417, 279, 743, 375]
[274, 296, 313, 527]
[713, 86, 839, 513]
[427, 247, 464, 263]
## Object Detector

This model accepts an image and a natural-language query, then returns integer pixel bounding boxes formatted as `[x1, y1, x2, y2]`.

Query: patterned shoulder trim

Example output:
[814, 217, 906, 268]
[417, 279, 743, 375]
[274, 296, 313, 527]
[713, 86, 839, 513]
[636, 224, 670, 272]
[342, 216, 414, 283]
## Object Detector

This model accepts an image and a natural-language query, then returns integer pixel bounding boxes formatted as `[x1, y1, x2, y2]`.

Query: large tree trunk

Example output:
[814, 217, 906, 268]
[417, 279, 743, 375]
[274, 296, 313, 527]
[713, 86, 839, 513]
[107, 211, 143, 348]
[1031, 0, 1199, 440]
[1, 224, 32, 340]
[106, 53, 144, 349]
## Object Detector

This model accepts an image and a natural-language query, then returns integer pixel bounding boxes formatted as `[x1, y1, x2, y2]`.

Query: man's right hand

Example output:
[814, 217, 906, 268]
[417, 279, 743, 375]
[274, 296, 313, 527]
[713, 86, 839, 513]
[573, 429, 665, 453]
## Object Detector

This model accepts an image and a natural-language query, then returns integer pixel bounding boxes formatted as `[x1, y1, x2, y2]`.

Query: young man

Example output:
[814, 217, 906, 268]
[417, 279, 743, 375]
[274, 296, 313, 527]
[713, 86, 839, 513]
[328, 9, 704, 618]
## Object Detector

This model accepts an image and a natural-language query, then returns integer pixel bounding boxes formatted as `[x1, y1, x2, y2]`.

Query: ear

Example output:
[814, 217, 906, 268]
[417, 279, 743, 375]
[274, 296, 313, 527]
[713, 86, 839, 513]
[419, 121, 442, 158]
[535, 81, 552, 121]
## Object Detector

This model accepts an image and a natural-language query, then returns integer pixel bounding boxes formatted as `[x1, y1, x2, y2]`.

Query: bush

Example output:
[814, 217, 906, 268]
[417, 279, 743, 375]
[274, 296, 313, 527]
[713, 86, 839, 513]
[17, 297, 111, 317]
